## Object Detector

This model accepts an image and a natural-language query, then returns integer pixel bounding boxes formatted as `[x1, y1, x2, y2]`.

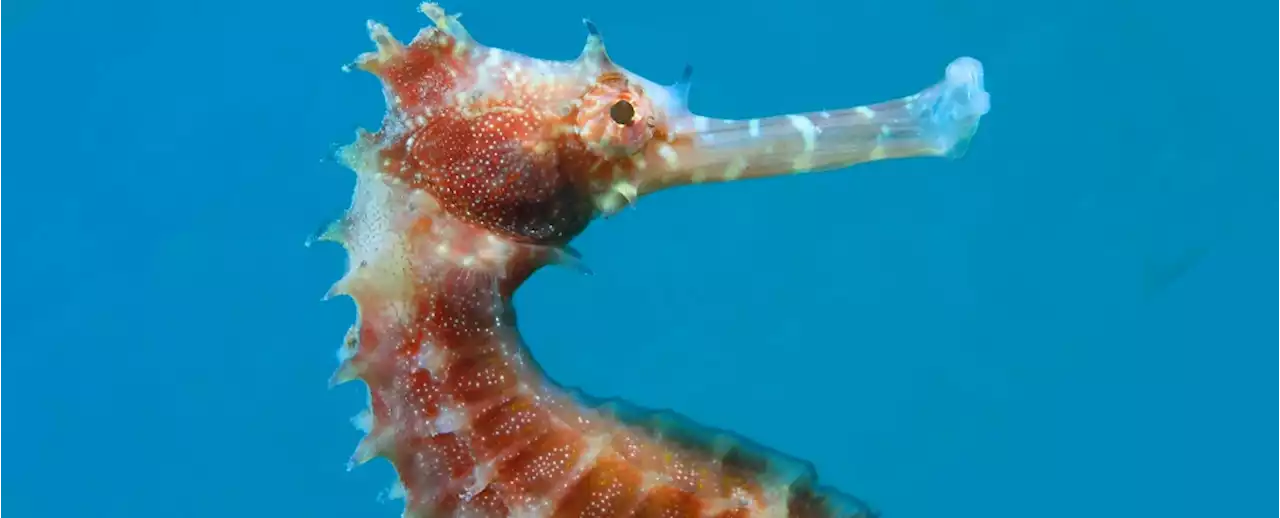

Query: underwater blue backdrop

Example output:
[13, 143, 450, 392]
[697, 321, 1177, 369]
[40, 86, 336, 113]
[3, 0, 1272, 516]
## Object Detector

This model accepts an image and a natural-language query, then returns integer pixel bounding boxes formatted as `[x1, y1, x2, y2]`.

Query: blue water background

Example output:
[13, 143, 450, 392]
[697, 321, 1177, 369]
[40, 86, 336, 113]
[3, 0, 1272, 516]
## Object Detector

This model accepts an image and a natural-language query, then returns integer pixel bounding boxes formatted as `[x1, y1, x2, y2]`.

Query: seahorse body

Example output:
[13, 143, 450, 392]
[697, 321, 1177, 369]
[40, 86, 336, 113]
[313, 4, 990, 518]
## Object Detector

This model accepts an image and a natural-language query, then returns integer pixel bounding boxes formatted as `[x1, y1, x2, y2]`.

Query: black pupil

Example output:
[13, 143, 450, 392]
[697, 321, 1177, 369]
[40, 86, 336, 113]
[609, 100, 636, 125]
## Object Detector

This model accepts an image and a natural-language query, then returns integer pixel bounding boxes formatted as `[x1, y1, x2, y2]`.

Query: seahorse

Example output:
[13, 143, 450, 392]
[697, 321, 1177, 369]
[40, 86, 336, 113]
[310, 3, 990, 518]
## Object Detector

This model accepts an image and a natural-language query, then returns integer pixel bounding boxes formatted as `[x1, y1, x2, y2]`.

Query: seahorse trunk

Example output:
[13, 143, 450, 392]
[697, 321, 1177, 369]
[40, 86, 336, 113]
[320, 130, 877, 518]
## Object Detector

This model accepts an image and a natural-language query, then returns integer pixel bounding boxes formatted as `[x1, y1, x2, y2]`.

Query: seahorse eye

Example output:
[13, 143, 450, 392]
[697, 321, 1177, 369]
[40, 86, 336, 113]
[609, 100, 636, 125]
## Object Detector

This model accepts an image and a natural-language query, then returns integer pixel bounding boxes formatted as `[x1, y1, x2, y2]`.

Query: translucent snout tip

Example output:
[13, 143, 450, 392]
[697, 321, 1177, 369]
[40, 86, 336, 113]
[931, 57, 990, 158]
[944, 57, 990, 118]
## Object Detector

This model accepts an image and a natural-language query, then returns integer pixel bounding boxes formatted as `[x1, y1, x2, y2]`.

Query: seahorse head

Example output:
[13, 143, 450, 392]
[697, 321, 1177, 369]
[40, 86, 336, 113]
[349, 7, 697, 246]
[349, 3, 988, 252]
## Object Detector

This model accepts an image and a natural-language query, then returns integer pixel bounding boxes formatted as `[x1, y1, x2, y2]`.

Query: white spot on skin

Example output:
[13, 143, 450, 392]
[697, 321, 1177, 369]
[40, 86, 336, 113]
[508, 500, 553, 518]
[748, 118, 761, 138]
[640, 470, 674, 491]
[614, 182, 638, 201]
[724, 156, 749, 180]
[854, 106, 875, 118]
[787, 114, 818, 171]
[462, 462, 496, 501]
[690, 167, 709, 183]
[417, 343, 448, 376]
[433, 406, 466, 435]
[656, 143, 680, 169]
[787, 115, 818, 151]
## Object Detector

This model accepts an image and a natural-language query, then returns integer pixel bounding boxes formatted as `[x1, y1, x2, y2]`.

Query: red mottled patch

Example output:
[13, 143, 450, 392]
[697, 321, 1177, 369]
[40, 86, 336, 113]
[395, 433, 478, 513]
[417, 269, 503, 350]
[352, 284, 437, 381]
[443, 350, 519, 403]
[712, 508, 752, 518]
[458, 485, 512, 517]
[470, 395, 554, 461]
[553, 456, 644, 518]
[366, 33, 466, 114]
[362, 29, 615, 243]
[355, 310, 403, 385]
[381, 98, 599, 243]
[401, 369, 444, 422]
[631, 486, 703, 518]
[406, 107, 596, 243]
[497, 426, 585, 498]
[369, 384, 394, 423]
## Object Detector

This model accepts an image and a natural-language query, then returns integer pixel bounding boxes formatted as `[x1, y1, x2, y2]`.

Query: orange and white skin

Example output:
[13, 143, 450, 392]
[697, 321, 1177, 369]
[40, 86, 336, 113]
[312, 4, 990, 518]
